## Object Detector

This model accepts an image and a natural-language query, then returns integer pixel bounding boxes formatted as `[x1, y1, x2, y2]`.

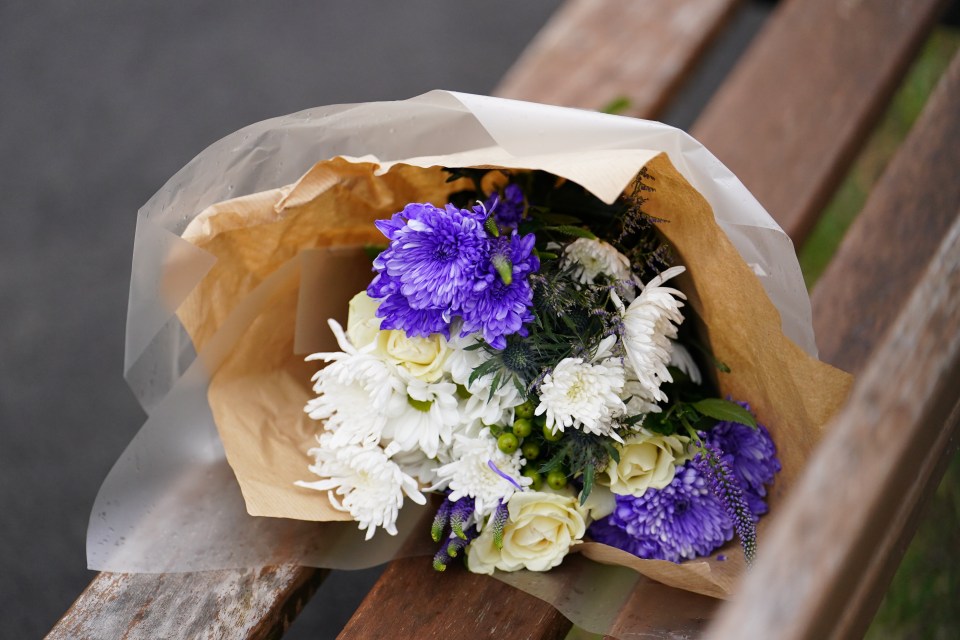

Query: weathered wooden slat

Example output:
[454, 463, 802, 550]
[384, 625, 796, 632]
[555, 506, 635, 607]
[705, 51, 960, 640]
[811, 49, 960, 376]
[495, 0, 741, 118]
[692, 0, 949, 245]
[339, 558, 572, 639]
[47, 565, 327, 640]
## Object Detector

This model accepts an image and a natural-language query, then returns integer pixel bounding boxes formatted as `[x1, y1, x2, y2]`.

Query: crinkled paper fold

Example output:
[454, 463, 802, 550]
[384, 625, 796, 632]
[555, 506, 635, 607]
[90, 91, 851, 636]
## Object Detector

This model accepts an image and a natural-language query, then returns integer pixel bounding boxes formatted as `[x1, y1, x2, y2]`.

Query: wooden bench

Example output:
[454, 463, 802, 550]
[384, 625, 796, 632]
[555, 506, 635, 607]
[49, 0, 959, 637]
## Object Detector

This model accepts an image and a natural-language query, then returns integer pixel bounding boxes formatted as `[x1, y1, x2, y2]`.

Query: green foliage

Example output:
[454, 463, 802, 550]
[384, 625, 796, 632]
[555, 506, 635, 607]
[692, 399, 757, 429]
[601, 95, 632, 115]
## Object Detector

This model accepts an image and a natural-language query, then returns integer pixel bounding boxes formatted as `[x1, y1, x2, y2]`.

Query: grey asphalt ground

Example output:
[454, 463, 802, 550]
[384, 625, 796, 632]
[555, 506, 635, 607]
[0, 2, 765, 637]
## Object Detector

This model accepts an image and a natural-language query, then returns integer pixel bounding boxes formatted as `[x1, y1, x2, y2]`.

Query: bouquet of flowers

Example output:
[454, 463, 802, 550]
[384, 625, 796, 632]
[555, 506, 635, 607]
[90, 93, 851, 613]
[296, 169, 779, 573]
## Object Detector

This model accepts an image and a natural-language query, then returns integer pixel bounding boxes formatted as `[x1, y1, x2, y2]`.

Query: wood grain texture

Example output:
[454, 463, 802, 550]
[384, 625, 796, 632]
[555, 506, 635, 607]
[705, 52, 960, 640]
[47, 566, 326, 640]
[338, 558, 572, 640]
[494, 0, 740, 118]
[604, 577, 720, 639]
[812, 49, 960, 376]
[692, 0, 948, 245]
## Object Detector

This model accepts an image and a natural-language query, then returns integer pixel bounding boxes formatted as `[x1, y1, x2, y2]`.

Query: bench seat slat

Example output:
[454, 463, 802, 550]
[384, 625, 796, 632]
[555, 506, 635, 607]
[692, 0, 949, 245]
[338, 558, 573, 639]
[47, 566, 327, 640]
[706, 49, 960, 640]
[495, 0, 741, 118]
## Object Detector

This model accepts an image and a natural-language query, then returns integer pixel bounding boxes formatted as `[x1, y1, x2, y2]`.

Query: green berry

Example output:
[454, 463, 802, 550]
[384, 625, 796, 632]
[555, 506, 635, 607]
[515, 401, 535, 420]
[497, 432, 519, 454]
[512, 418, 532, 438]
[543, 423, 563, 442]
[522, 468, 543, 491]
[546, 469, 567, 490]
[521, 441, 540, 460]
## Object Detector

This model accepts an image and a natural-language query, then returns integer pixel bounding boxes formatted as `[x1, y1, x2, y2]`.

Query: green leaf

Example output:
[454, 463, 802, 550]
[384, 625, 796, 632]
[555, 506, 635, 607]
[579, 465, 595, 506]
[539, 446, 568, 474]
[544, 225, 598, 240]
[601, 96, 632, 115]
[692, 398, 757, 429]
[602, 440, 620, 464]
[621, 413, 646, 427]
[468, 359, 498, 386]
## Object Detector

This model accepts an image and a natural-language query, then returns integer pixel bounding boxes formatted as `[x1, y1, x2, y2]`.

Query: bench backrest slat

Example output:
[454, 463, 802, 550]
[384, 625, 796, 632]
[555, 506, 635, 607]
[495, 0, 741, 119]
[693, 0, 948, 245]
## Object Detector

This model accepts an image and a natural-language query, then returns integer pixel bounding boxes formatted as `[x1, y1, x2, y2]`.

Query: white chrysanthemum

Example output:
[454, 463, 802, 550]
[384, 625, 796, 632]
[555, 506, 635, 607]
[444, 333, 524, 431]
[669, 341, 702, 385]
[535, 336, 626, 439]
[614, 266, 687, 404]
[432, 429, 531, 518]
[389, 446, 448, 487]
[443, 332, 485, 385]
[382, 375, 461, 459]
[564, 238, 632, 284]
[622, 375, 662, 419]
[295, 435, 426, 540]
[304, 320, 406, 448]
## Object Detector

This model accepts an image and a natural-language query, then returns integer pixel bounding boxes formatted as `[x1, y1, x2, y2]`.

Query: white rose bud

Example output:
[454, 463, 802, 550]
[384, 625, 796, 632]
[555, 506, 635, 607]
[346, 292, 450, 382]
[467, 490, 586, 574]
[377, 331, 449, 383]
[601, 430, 690, 496]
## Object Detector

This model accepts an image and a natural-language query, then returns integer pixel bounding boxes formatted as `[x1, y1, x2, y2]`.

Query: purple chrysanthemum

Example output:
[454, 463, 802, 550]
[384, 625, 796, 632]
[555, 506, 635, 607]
[588, 462, 733, 563]
[376, 290, 450, 338]
[484, 183, 525, 230]
[459, 233, 539, 349]
[372, 202, 488, 312]
[587, 515, 664, 559]
[702, 403, 780, 517]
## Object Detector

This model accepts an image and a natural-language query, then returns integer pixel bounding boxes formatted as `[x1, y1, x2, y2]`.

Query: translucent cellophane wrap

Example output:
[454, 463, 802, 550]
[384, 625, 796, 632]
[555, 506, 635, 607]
[89, 91, 851, 635]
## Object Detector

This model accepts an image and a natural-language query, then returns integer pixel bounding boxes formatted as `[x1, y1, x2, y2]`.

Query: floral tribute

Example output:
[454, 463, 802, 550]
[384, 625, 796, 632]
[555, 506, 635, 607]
[296, 168, 780, 573]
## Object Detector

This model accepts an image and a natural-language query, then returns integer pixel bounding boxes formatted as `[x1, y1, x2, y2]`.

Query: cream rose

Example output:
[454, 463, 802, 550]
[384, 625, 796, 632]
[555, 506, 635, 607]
[601, 430, 690, 496]
[346, 292, 450, 382]
[376, 331, 449, 382]
[346, 291, 383, 349]
[467, 491, 586, 574]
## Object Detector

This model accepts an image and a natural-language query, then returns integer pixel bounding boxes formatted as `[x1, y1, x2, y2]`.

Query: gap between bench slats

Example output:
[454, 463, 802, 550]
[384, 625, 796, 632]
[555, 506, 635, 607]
[495, 0, 741, 119]
[705, 49, 960, 640]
